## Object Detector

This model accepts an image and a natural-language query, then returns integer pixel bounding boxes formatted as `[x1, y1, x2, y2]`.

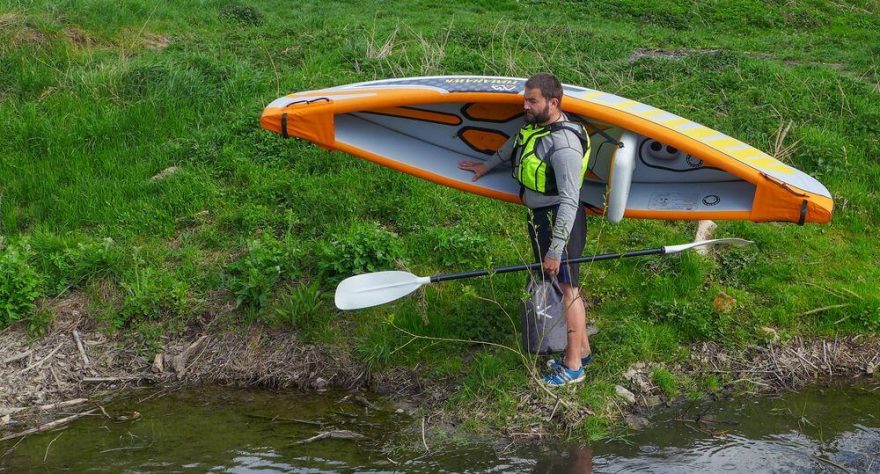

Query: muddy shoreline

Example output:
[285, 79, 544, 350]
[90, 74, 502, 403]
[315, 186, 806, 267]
[2, 298, 878, 444]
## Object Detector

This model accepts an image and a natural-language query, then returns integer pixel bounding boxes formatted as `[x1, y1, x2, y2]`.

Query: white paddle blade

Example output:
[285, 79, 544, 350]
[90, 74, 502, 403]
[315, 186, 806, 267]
[335, 271, 432, 310]
[663, 238, 754, 254]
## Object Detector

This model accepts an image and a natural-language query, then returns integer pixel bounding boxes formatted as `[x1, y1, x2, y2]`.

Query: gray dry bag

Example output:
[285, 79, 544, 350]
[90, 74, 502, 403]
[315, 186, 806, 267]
[520, 277, 567, 354]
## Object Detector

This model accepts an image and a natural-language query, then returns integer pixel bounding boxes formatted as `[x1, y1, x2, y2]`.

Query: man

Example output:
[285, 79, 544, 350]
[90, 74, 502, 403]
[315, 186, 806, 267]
[458, 73, 593, 387]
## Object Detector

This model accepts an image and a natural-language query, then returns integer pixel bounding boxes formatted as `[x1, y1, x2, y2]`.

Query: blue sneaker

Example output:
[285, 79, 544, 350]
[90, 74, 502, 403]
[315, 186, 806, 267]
[543, 364, 585, 387]
[546, 353, 594, 370]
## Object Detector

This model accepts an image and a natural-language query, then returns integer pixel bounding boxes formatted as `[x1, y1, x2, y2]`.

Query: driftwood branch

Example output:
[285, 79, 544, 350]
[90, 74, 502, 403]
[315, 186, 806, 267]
[293, 429, 366, 445]
[2, 350, 33, 365]
[352, 395, 378, 411]
[0, 409, 97, 442]
[81, 376, 151, 383]
[172, 336, 209, 378]
[245, 414, 323, 426]
[72, 330, 89, 367]
[37, 398, 89, 411]
[19, 343, 63, 373]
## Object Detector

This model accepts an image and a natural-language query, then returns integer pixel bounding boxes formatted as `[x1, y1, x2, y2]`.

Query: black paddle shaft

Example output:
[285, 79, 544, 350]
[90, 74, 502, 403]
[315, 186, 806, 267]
[430, 247, 665, 283]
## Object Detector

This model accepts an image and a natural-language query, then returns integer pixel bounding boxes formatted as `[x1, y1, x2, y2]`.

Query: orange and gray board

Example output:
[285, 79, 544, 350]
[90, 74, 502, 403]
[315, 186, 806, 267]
[260, 76, 832, 224]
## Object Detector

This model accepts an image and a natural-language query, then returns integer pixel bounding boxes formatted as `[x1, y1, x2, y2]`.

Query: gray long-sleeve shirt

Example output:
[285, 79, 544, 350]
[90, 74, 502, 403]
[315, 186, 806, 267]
[482, 114, 585, 259]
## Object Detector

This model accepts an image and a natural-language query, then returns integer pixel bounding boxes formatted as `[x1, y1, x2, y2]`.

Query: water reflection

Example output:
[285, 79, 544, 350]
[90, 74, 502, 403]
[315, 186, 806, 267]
[533, 446, 593, 473]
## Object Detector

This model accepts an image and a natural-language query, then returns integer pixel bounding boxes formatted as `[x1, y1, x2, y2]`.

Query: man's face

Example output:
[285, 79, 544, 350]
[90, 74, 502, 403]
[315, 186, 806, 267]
[523, 87, 557, 125]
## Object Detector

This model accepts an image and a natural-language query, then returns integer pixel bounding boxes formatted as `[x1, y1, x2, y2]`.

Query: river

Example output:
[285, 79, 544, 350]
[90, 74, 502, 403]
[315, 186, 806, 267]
[2, 383, 878, 472]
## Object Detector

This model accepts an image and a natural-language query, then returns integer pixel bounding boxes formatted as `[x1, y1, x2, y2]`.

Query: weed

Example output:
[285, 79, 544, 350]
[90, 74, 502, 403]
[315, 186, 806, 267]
[431, 226, 489, 268]
[646, 299, 718, 341]
[27, 308, 53, 338]
[316, 221, 402, 283]
[116, 255, 189, 330]
[704, 375, 721, 393]
[132, 321, 166, 357]
[32, 235, 121, 293]
[0, 239, 44, 327]
[651, 368, 678, 397]
[218, 3, 263, 26]
[355, 315, 407, 371]
[271, 281, 329, 341]
[226, 233, 300, 309]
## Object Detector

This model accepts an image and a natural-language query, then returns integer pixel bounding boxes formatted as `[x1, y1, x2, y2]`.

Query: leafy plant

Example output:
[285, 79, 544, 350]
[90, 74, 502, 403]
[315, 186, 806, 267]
[316, 221, 402, 283]
[219, 2, 263, 25]
[432, 226, 489, 268]
[226, 233, 300, 309]
[27, 308, 53, 337]
[0, 240, 44, 327]
[117, 263, 189, 330]
[646, 299, 719, 341]
[36, 237, 121, 293]
[652, 368, 678, 397]
[272, 281, 328, 341]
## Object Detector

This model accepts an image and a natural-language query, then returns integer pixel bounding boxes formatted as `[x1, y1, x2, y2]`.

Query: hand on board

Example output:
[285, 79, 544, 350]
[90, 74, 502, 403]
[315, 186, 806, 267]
[457, 161, 488, 181]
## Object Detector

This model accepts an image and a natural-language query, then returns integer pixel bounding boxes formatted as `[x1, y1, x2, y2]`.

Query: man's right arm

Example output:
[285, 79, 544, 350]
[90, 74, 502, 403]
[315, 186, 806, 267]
[457, 135, 515, 181]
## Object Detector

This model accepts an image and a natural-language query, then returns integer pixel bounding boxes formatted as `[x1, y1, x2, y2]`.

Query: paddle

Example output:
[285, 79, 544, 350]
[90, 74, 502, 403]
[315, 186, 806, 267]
[334, 238, 753, 310]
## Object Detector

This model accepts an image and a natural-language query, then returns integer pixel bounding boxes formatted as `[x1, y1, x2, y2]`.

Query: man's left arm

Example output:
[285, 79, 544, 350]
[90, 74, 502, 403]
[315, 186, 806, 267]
[544, 146, 583, 272]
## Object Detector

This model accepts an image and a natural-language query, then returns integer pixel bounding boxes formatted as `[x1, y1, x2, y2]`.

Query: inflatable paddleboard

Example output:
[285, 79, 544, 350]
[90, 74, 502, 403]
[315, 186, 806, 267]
[260, 76, 832, 224]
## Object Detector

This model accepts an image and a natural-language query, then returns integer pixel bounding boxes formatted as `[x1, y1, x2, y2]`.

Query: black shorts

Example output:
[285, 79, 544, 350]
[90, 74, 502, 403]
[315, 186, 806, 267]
[527, 204, 587, 286]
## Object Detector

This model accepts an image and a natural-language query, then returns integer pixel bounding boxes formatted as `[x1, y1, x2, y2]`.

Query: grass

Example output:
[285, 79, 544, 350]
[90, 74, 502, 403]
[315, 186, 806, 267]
[1, 0, 879, 439]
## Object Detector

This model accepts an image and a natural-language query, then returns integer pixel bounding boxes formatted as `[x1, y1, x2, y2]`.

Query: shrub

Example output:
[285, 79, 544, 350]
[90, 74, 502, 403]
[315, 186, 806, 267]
[316, 221, 401, 283]
[117, 266, 189, 330]
[646, 299, 718, 341]
[226, 233, 300, 309]
[272, 281, 328, 341]
[219, 3, 263, 25]
[0, 240, 44, 327]
[36, 237, 121, 293]
[431, 226, 489, 268]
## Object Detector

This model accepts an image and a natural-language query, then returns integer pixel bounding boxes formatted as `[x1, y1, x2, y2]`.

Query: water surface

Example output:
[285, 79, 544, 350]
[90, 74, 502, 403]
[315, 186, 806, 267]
[2, 383, 878, 472]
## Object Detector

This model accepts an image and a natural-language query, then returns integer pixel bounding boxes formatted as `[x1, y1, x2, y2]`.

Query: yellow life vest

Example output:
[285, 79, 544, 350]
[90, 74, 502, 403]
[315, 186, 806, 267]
[512, 121, 591, 195]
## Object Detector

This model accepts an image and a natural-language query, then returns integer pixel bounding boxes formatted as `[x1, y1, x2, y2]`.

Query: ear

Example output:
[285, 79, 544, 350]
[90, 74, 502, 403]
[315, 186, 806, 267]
[550, 97, 560, 109]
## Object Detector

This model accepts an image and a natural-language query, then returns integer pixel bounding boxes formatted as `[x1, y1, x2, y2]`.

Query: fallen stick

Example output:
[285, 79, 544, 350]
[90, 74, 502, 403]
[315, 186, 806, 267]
[353, 395, 379, 411]
[49, 366, 62, 388]
[0, 405, 91, 426]
[799, 304, 851, 317]
[2, 350, 33, 365]
[37, 399, 89, 411]
[0, 409, 97, 442]
[72, 330, 90, 368]
[293, 429, 366, 445]
[245, 414, 323, 426]
[81, 376, 150, 383]
[99, 445, 149, 454]
[790, 347, 822, 373]
[420, 416, 429, 452]
[814, 455, 851, 473]
[172, 335, 209, 378]
[19, 343, 63, 373]
[43, 432, 64, 463]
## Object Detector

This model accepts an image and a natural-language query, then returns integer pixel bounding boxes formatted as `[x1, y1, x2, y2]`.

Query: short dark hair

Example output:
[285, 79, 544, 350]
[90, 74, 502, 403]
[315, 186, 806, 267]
[525, 73, 563, 105]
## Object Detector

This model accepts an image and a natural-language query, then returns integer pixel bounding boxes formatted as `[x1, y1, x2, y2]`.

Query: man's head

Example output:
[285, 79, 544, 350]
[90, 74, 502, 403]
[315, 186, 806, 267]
[524, 73, 563, 125]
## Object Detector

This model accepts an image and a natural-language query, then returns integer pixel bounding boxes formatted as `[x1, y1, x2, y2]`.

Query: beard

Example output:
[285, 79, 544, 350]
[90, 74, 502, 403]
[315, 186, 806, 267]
[525, 103, 551, 125]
